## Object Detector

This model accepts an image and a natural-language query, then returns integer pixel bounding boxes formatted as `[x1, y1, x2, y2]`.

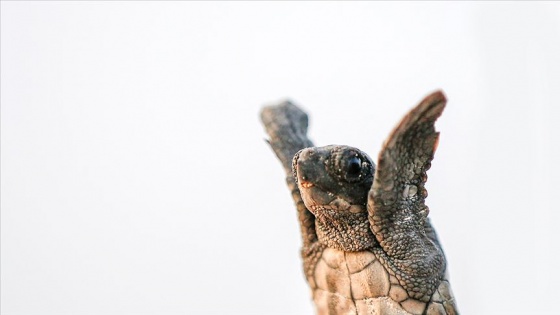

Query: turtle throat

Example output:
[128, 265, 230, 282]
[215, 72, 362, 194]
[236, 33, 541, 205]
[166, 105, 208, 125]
[312, 207, 377, 252]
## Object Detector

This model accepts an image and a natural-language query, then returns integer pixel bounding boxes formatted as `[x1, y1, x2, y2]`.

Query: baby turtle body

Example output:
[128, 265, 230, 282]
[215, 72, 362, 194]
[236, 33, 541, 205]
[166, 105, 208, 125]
[261, 91, 458, 315]
[295, 145, 455, 315]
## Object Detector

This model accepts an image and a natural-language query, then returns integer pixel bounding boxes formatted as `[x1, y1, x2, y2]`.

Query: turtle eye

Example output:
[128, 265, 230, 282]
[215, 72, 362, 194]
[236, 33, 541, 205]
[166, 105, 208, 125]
[347, 156, 362, 176]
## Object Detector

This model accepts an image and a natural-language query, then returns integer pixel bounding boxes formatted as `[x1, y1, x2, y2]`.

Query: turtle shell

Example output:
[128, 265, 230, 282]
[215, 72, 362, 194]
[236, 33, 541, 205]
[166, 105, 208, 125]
[311, 247, 457, 315]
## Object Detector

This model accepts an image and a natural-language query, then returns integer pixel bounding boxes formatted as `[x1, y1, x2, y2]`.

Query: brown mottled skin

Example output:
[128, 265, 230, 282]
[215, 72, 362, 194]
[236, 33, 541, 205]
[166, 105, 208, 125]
[261, 91, 458, 315]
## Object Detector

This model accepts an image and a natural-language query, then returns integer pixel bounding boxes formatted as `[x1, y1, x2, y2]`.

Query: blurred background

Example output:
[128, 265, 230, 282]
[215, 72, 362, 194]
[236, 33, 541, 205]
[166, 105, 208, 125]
[2, 2, 559, 314]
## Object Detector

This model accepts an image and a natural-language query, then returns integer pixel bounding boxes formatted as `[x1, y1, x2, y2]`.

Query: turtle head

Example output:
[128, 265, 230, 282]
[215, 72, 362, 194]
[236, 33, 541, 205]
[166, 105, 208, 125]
[293, 145, 375, 214]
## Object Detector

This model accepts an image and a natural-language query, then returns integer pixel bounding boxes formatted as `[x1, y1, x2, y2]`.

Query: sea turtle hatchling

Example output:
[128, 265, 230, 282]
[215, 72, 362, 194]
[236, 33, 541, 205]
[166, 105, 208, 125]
[260, 91, 458, 315]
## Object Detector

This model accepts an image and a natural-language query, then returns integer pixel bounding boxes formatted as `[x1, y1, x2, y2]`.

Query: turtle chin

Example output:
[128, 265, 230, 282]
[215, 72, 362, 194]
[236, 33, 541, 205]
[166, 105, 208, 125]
[299, 184, 366, 215]
[298, 185, 336, 215]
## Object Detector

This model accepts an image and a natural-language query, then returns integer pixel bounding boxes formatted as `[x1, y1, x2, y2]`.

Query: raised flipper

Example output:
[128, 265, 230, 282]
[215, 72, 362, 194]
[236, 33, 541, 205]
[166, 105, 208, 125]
[368, 91, 447, 301]
[260, 101, 323, 284]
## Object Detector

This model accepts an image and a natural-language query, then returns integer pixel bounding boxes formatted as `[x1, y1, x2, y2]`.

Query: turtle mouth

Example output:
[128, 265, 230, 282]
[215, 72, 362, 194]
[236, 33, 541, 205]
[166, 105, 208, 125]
[300, 181, 314, 188]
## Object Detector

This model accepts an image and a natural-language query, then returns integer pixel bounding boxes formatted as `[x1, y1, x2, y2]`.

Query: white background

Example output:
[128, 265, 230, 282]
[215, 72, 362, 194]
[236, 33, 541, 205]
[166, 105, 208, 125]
[2, 2, 559, 315]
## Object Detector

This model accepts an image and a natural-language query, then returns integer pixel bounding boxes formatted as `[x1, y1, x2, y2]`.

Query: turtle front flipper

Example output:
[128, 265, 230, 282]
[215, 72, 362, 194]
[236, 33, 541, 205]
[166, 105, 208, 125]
[261, 101, 323, 283]
[368, 91, 447, 302]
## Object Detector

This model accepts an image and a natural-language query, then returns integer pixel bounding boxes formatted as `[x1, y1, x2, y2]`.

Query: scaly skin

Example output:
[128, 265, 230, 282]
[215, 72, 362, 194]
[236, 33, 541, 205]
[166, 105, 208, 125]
[261, 92, 458, 315]
[260, 101, 323, 283]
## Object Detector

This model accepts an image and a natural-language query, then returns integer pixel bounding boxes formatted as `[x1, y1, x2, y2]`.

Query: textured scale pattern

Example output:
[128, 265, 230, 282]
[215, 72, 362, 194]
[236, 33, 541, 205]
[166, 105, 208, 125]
[368, 93, 447, 302]
[261, 91, 459, 315]
[310, 247, 455, 315]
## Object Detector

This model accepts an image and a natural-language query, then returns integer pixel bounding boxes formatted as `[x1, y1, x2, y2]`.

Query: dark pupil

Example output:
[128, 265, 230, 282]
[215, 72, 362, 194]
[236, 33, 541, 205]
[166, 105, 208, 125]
[347, 157, 362, 175]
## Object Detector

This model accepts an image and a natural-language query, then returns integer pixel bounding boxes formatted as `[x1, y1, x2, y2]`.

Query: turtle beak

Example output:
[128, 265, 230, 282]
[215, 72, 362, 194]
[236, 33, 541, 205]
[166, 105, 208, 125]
[299, 181, 314, 188]
[295, 162, 314, 189]
[293, 148, 315, 188]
